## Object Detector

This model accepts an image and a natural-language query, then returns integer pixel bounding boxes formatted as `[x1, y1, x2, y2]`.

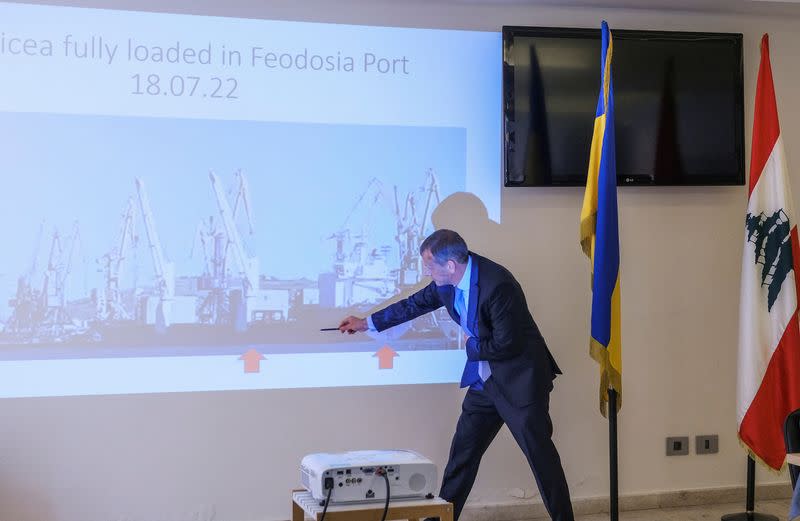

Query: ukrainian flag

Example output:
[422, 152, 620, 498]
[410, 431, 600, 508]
[580, 21, 621, 416]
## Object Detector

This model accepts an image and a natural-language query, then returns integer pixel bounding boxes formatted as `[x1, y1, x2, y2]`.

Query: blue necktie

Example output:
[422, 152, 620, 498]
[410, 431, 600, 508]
[456, 288, 482, 390]
[455, 288, 466, 327]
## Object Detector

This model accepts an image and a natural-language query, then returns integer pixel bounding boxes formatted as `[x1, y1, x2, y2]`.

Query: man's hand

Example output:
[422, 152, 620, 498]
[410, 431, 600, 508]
[339, 316, 368, 334]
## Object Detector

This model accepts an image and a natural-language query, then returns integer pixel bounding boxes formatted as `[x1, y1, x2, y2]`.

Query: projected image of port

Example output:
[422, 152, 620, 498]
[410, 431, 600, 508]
[0, 112, 466, 360]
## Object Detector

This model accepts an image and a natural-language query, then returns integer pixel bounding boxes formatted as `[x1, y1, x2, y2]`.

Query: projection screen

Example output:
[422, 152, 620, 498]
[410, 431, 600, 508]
[0, 2, 501, 397]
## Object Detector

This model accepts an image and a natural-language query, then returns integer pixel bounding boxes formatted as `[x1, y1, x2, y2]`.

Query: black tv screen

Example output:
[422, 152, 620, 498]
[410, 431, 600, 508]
[503, 27, 744, 186]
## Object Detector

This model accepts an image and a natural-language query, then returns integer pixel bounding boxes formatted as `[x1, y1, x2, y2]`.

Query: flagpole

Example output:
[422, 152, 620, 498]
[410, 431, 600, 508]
[720, 456, 777, 521]
[608, 388, 619, 521]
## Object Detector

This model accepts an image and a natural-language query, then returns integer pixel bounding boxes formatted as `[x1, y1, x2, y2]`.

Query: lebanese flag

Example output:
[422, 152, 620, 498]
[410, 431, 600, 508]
[738, 34, 800, 470]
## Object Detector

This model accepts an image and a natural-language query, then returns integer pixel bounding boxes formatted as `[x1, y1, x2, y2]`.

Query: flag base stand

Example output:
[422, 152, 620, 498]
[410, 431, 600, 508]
[721, 514, 778, 521]
[720, 456, 778, 521]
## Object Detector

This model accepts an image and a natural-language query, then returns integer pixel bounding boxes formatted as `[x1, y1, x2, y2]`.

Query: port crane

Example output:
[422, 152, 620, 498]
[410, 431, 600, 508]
[393, 168, 441, 286]
[7, 221, 81, 340]
[5, 222, 45, 336]
[194, 171, 256, 326]
[325, 177, 404, 306]
[40, 221, 81, 337]
[97, 197, 137, 321]
[194, 170, 254, 273]
[207, 170, 291, 328]
[135, 177, 174, 329]
[209, 170, 259, 292]
[330, 177, 392, 279]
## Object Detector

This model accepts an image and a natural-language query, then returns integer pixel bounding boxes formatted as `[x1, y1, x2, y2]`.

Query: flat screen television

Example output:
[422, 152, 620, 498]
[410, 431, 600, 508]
[503, 27, 744, 186]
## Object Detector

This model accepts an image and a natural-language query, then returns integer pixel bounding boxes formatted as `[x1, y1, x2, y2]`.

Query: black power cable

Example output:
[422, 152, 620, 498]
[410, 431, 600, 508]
[319, 469, 390, 521]
[319, 482, 333, 521]
[376, 468, 391, 521]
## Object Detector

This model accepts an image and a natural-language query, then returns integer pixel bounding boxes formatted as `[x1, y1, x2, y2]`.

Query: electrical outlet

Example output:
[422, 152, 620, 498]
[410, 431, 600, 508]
[666, 436, 689, 456]
[696, 434, 719, 454]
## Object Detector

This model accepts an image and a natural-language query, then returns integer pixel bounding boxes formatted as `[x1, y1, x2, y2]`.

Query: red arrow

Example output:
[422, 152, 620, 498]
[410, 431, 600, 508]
[373, 345, 398, 369]
[239, 348, 266, 373]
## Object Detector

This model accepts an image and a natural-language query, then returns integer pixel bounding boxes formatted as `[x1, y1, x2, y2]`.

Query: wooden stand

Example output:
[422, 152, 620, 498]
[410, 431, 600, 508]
[292, 489, 453, 521]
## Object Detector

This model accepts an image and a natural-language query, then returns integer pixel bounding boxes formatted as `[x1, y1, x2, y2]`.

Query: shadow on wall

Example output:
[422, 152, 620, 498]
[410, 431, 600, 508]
[364, 191, 511, 314]
[431, 191, 513, 262]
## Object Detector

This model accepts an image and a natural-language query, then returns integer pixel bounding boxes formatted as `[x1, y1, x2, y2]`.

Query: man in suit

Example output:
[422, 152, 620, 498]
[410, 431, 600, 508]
[339, 229, 574, 521]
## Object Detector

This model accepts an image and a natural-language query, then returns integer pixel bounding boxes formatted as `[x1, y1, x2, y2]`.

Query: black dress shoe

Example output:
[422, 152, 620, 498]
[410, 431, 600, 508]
[422, 518, 440, 521]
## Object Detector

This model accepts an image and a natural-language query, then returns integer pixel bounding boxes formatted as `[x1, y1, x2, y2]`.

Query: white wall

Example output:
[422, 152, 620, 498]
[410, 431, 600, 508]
[1, 1, 799, 520]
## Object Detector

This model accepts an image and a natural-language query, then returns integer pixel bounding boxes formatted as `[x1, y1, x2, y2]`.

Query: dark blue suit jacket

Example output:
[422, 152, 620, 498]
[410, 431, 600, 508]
[370, 252, 561, 407]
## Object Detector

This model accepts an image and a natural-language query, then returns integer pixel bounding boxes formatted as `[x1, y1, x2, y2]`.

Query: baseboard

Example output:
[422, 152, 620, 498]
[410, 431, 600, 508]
[459, 482, 792, 521]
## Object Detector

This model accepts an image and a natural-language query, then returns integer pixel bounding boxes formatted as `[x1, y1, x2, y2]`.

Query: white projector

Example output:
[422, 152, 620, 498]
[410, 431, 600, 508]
[301, 449, 437, 504]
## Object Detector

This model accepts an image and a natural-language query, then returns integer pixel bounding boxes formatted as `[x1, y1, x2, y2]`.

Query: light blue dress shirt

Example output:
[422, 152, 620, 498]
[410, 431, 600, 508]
[456, 256, 491, 382]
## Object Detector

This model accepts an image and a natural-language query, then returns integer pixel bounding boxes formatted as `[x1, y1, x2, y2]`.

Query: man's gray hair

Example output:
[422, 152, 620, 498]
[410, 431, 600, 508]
[419, 229, 469, 265]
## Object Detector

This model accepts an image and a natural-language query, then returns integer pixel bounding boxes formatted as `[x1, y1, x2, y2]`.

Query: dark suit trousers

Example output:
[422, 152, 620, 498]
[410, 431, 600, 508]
[439, 378, 574, 521]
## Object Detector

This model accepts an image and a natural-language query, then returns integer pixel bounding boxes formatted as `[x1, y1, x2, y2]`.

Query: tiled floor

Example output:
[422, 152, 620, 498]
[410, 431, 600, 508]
[575, 499, 791, 521]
